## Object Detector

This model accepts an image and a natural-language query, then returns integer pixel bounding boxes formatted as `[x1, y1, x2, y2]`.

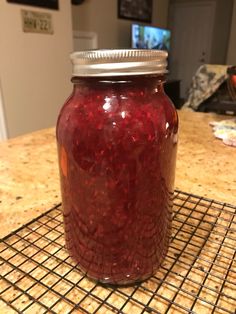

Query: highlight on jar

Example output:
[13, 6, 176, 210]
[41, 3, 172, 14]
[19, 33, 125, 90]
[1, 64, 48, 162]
[56, 49, 178, 285]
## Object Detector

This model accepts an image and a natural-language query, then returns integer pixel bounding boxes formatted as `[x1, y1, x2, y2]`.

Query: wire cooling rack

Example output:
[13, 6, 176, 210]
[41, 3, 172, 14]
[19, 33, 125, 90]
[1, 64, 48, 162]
[0, 190, 235, 314]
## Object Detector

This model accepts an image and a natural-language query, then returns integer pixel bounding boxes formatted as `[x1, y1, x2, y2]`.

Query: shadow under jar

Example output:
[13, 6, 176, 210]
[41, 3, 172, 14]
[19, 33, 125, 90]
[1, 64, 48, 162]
[56, 49, 178, 285]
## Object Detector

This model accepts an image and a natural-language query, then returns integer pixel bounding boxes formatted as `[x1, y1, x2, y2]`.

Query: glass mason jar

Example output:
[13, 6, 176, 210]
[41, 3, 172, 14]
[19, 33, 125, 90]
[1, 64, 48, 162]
[56, 49, 178, 285]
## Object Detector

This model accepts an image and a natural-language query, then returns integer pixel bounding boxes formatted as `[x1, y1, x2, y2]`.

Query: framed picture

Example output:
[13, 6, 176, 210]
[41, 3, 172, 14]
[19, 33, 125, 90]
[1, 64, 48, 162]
[7, 0, 59, 10]
[118, 0, 152, 23]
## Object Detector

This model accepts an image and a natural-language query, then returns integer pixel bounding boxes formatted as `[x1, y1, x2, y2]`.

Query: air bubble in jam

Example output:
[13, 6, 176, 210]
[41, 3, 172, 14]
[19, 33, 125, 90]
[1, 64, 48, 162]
[56, 75, 178, 285]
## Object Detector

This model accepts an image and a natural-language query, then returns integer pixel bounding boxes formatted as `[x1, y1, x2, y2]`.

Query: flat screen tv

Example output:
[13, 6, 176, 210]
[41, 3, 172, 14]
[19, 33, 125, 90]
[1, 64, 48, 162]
[131, 24, 171, 52]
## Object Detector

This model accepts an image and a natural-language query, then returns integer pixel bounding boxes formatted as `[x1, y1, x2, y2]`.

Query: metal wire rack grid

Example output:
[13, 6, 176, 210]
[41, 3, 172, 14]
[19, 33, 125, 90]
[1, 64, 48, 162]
[0, 190, 235, 314]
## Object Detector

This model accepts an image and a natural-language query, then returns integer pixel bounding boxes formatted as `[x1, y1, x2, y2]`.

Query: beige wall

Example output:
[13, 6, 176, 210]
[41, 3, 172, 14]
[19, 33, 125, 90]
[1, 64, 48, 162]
[72, 0, 169, 48]
[227, 0, 236, 64]
[211, 0, 233, 64]
[0, 1, 73, 138]
[168, 0, 233, 65]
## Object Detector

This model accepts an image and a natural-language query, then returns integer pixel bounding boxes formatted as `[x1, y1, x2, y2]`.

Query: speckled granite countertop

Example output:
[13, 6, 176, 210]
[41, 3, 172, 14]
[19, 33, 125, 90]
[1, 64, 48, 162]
[0, 110, 235, 239]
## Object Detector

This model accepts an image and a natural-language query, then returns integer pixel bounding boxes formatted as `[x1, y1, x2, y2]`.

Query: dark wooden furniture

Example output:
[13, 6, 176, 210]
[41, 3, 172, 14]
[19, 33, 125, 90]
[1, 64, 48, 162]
[164, 79, 181, 109]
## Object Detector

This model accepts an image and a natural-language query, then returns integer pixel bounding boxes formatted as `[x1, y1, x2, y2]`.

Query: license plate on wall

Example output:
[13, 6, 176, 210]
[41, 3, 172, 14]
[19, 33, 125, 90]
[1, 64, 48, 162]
[21, 10, 53, 34]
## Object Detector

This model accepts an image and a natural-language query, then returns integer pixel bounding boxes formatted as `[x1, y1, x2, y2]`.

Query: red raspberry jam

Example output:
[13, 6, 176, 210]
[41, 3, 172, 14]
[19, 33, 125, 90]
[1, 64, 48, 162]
[56, 50, 178, 285]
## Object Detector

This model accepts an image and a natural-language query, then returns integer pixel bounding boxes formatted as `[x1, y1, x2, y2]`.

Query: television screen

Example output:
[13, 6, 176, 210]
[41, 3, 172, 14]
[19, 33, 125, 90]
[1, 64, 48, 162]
[131, 24, 171, 52]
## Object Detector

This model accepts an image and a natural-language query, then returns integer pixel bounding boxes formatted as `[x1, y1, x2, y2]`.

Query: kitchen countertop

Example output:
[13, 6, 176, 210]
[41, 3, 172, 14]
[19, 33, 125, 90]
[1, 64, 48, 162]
[0, 110, 236, 239]
[1, 109, 236, 313]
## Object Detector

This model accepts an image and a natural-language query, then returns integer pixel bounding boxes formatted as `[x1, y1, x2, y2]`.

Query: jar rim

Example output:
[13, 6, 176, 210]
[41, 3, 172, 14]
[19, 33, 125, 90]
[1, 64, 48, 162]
[70, 49, 168, 77]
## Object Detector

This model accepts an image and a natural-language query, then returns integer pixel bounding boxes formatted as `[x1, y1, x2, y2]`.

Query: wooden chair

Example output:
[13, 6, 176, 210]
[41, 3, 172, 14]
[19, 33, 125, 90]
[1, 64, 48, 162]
[197, 66, 236, 115]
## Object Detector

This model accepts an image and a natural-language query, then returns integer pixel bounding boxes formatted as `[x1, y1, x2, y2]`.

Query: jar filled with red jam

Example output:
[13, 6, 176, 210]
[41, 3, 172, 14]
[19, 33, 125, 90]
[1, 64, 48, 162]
[56, 49, 178, 285]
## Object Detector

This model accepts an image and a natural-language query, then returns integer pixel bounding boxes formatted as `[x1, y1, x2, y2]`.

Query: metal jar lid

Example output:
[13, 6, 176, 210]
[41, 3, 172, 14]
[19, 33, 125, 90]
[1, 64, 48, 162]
[70, 49, 168, 77]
